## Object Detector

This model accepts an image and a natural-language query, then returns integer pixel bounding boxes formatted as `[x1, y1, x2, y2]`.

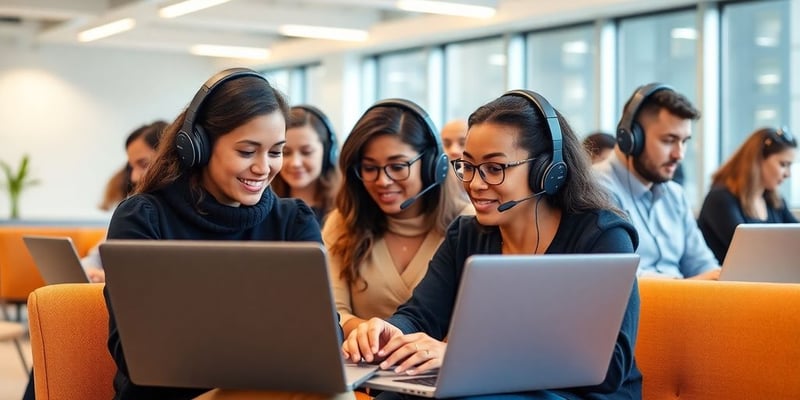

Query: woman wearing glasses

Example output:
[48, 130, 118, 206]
[322, 99, 471, 339]
[342, 91, 642, 399]
[698, 127, 797, 264]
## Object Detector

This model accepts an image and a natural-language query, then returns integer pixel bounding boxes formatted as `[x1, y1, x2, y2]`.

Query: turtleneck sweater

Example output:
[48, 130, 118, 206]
[105, 175, 322, 400]
[322, 204, 473, 329]
[386, 213, 432, 237]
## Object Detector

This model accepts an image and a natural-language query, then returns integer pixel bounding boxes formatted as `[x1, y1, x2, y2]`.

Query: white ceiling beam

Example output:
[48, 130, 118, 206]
[0, 0, 107, 20]
[296, 0, 497, 10]
[40, 24, 273, 54]
[167, 2, 381, 32]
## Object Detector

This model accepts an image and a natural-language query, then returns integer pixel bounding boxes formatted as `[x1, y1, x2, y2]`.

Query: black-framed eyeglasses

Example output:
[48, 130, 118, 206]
[354, 152, 424, 182]
[450, 158, 537, 185]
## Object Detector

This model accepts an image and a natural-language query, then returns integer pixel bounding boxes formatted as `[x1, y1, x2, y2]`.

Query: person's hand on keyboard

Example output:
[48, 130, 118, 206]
[342, 317, 403, 364]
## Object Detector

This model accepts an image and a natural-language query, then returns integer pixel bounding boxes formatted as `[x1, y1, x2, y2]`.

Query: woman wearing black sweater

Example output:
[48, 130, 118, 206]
[103, 68, 322, 400]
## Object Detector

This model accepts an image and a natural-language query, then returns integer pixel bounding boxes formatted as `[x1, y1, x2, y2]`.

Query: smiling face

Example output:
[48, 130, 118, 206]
[200, 111, 286, 207]
[633, 108, 692, 184]
[760, 147, 795, 191]
[279, 124, 324, 191]
[359, 134, 424, 218]
[462, 122, 534, 226]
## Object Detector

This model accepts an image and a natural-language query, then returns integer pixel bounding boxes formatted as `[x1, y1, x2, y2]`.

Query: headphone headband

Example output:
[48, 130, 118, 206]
[358, 98, 450, 198]
[616, 83, 674, 157]
[503, 90, 564, 165]
[180, 68, 266, 140]
[501, 89, 567, 195]
[617, 83, 674, 136]
[177, 68, 268, 168]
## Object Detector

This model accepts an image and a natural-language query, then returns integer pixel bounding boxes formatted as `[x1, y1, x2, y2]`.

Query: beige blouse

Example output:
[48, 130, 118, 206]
[322, 208, 470, 327]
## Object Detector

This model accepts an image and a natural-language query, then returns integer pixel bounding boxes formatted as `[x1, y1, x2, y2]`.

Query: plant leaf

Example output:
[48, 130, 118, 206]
[17, 155, 30, 182]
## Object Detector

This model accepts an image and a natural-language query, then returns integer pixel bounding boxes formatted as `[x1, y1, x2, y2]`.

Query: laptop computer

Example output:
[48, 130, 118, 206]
[720, 223, 800, 283]
[362, 253, 640, 398]
[23, 235, 90, 284]
[99, 240, 377, 394]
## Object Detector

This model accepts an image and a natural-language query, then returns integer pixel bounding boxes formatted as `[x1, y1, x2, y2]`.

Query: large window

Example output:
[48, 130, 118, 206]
[618, 9, 701, 204]
[376, 49, 429, 110]
[263, 69, 290, 96]
[722, 0, 794, 205]
[263, 67, 305, 104]
[304, 63, 326, 107]
[526, 25, 596, 137]
[444, 37, 506, 122]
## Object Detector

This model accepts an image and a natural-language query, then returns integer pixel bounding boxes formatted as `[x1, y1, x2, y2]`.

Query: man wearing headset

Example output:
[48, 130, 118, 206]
[594, 83, 720, 279]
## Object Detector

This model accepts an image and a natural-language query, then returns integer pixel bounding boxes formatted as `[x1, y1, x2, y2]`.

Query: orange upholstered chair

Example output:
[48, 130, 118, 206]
[0, 226, 107, 304]
[28, 283, 373, 400]
[636, 279, 800, 399]
[27, 283, 115, 400]
[74, 227, 108, 258]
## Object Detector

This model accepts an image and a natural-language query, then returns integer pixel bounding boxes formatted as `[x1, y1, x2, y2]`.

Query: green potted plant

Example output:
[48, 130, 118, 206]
[0, 154, 40, 219]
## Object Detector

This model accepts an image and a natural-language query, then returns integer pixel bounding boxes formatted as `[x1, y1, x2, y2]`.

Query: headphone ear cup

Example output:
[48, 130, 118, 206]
[630, 122, 645, 157]
[325, 134, 339, 174]
[616, 128, 635, 156]
[193, 125, 211, 167]
[542, 161, 567, 195]
[529, 157, 548, 193]
[431, 152, 449, 185]
[529, 156, 568, 195]
[176, 129, 198, 168]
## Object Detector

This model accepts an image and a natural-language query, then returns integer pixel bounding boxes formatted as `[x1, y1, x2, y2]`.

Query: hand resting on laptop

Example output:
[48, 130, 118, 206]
[343, 318, 445, 376]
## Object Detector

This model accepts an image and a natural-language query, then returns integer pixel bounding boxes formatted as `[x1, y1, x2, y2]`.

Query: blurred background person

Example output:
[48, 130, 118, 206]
[271, 105, 341, 224]
[698, 126, 797, 264]
[583, 131, 616, 164]
[81, 120, 167, 280]
[440, 119, 467, 161]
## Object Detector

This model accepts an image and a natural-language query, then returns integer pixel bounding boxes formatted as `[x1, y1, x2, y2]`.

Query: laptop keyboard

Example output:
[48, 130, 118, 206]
[394, 376, 437, 387]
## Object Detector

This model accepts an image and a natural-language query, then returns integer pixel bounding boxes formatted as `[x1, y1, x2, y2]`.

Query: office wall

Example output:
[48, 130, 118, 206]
[0, 42, 218, 220]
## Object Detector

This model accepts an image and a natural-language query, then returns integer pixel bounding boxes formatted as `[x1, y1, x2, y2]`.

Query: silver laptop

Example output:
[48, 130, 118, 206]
[720, 223, 800, 283]
[363, 253, 640, 398]
[23, 235, 90, 284]
[100, 240, 377, 394]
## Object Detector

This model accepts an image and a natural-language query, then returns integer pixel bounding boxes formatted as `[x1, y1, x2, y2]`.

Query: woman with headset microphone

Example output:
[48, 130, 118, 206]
[342, 91, 642, 399]
[271, 105, 341, 224]
[102, 68, 327, 400]
[322, 99, 472, 340]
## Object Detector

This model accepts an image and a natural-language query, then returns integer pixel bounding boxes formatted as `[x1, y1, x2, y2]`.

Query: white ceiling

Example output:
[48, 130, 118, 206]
[0, 0, 706, 65]
[0, 1, 491, 52]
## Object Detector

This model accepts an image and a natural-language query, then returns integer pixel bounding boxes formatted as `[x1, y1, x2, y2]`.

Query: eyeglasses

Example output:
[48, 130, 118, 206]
[450, 158, 536, 185]
[355, 152, 424, 182]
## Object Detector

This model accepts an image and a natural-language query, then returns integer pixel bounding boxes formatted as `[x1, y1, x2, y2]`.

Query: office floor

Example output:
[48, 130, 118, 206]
[1, 306, 31, 400]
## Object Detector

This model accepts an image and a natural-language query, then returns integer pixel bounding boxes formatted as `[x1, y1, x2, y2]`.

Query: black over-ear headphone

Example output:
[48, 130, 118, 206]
[616, 83, 674, 158]
[176, 68, 268, 168]
[361, 99, 449, 188]
[292, 104, 339, 174]
[501, 89, 567, 196]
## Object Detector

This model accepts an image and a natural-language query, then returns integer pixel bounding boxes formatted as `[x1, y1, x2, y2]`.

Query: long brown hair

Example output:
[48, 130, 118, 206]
[136, 74, 289, 201]
[327, 104, 467, 287]
[712, 127, 797, 217]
